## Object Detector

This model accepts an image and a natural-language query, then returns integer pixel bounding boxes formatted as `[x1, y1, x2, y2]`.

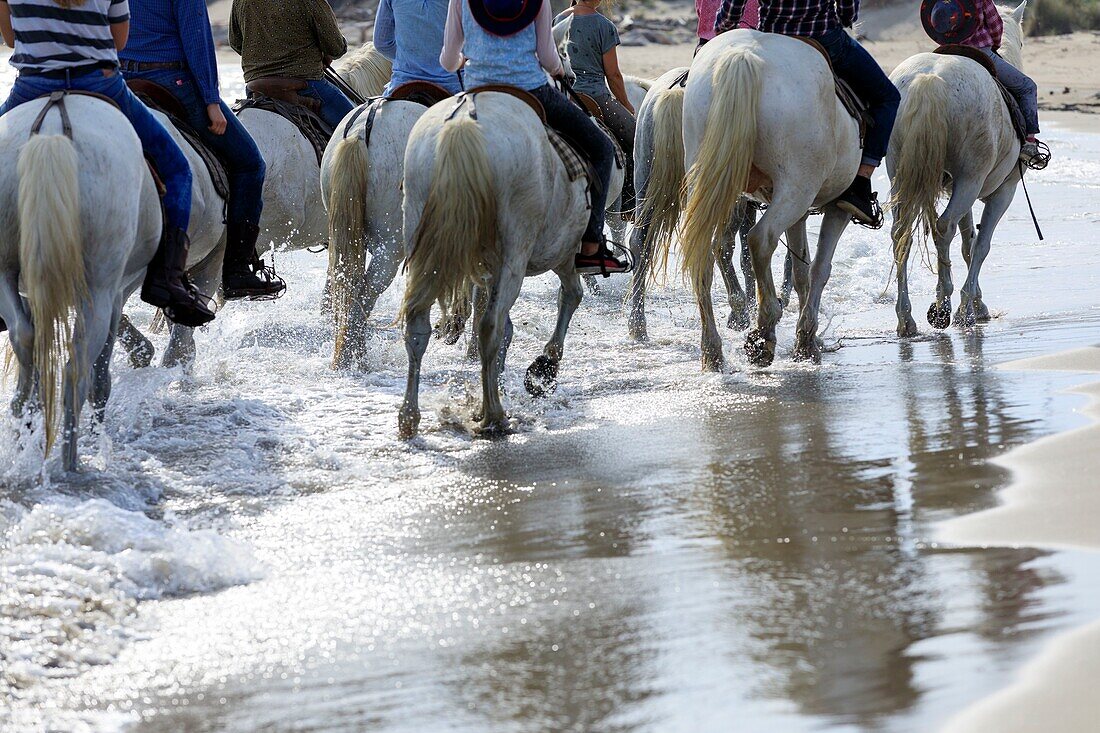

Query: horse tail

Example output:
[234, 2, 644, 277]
[680, 46, 762, 295]
[17, 133, 86, 452]
[889, 72, 949, 268]
[327, 135, 369, 367]
[638, 83, 687, 283]
[401, 114, 497, 321]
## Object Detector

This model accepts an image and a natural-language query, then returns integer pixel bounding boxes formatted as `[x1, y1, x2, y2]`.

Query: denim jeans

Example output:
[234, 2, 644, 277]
[593, 94, 635, 210]
[301, 78, 355, 129]
[530, 84, 614, 243]
[0, 69, 192, 230]
[981, 48, 1040, 135]
[123, 67, 267, 226]
[817, 28, 901, 167]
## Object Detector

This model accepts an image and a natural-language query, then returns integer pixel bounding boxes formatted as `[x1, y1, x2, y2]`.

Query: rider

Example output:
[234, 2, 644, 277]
[554, 0, 636, 216]
[375, 0, 463, 96]
[229, 0, 355, 129]
[715, 0, 900, 225]
[121, 0, 286, 300]
[697, 0, 757, 50]
[926, 0, 1043, 162]
[0, 0, 214, 327]
[440, 0, 629, 275]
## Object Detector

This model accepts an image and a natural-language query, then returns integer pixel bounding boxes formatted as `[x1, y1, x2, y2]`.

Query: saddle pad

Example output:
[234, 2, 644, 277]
[128, 84, 230, 202]
[547, 128, 589, 182]
[234, 95, 333, 166]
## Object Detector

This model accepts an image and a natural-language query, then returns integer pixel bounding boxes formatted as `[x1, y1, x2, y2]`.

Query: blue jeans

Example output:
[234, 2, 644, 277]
[123, 67, 267, 226]
[817, 28, 901, 168]
[981, 48, 1040, 135]
[301, 79, 355, 129]
[0, 69, 192, 230]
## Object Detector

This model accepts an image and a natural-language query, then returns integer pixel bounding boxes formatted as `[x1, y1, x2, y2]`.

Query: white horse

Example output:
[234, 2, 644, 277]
[0, 95, 161, 470]
[398, 90, 623, 437]
[240, 42, 391, 254]
[888, 2, 1028, 335]
[628, 66, 787, 343]
[663, 30, 860, 369]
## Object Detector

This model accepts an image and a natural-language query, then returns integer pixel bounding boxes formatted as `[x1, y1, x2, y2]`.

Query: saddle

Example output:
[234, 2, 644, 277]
[234, 78, 334, 166]
[388, 80, 453, 107]
[795, 37, 873, 146]
[934, 44, 1027, 142]
[126, 79, 230, 202]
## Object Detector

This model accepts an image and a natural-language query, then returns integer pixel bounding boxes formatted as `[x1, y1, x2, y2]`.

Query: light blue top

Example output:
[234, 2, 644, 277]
[459, 0, 547, 91]
[374, 0, 463, 96]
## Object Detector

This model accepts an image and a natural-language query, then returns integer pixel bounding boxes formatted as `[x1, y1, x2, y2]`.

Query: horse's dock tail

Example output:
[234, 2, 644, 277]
[889, 72, 950, 267]
[401, 114, 497, 322]
[327, 134, 370, 368]
[637, 82, 687, 284]
[680, 46, 763, 295]
[17, 132, 86, 453]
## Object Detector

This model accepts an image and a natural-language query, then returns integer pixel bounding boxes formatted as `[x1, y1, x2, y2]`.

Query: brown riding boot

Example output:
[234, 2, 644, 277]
[141, 226, 216, 327]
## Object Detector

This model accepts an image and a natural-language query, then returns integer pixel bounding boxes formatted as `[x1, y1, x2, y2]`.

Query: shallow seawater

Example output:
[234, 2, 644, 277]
[2, 63, 1100, 732]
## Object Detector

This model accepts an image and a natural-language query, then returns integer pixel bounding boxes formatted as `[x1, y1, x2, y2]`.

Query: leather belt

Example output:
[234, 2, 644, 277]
[119, 60, 184, 72]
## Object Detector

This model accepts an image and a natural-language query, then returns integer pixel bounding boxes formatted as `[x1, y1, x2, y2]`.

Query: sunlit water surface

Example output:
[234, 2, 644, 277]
[2, 62, 1100, 732]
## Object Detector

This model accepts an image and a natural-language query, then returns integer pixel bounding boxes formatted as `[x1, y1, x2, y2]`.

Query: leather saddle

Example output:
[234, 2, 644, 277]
[935, 44, 1027, 141]
[388, 80, 453, 107]
[244, 77, 320, 115]
[795, 36, 873, 146]
[234, 78, 333, 166]
[126, 78, 230, 201]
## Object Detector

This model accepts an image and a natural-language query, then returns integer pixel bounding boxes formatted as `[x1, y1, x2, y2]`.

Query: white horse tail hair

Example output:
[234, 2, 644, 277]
[639, 83, 686, 284]
[889, 72, 949, 267]
[402, 114, 497, 320]
[680, 46, 762, 295]
[17, 132, 86, 453]
[327, 135, 369, 367]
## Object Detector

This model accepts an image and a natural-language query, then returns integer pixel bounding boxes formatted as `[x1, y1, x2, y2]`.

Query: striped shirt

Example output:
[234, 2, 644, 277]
[715, 0, 856, 37]
[5, 0, 128, 73]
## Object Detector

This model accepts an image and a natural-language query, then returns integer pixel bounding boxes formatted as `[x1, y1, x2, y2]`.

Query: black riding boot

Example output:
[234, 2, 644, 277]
[223, 221, 286, 300]
[141, 226, 217, 327]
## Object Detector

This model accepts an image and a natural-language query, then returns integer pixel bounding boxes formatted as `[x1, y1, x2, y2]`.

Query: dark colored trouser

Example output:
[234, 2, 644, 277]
[301, 78, 356, 129]
[816, 27, 901, 168]
[123, 67, 266, 226]
[594, 93, 636, 208]
[0, 68, 192, 231]
[530, 83, 614, 243]
[981, 48, 1040, 135]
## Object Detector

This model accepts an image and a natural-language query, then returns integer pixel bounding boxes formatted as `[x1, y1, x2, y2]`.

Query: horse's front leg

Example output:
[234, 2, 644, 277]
[958, 178, 1015, 327]
[478, 267, 525, 434]
[717, 213, 749, 331]
[928, 181, 979, 329]
[62, 289, 114, 471]
[117, 313, 155, 368]
[695, 260, 725, 373]
[526, 269, 584, 397]
[956, 209, 991, 323]
[627, 203, 653, 342]
[398, 306, 432, 439]
[891, 181, 919, 338]
[794, 207, 848, 363]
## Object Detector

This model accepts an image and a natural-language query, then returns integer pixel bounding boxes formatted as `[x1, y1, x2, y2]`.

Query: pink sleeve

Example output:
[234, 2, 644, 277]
[738, 0, 759, 29]
[440, 0, 465, 73]
[696, 0, 721, 39]
[987, 0, 1004, 49]
[535, 0, 563, 76]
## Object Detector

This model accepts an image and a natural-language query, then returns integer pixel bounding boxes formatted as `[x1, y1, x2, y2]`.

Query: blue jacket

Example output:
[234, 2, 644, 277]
[120, 0, 221, 105]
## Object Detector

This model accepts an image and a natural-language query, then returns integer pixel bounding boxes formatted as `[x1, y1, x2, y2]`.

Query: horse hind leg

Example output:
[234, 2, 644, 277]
[0, 272, 35, 419]
[956, 209, 991, 323]
[957, 177, 1014, 327]
[526, 268, 583, 397]
[794, 207, 849, 363]
[62, 289, 114, 471]
[398, 305, 432, 439]
[718, 212, 749, 332]
[477, 266, 524, 435]
[928, 181, 979, 330]
[91, 298, 123, 424]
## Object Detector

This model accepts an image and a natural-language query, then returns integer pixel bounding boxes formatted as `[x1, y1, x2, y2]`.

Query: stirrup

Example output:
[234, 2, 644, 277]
[247, 255, 287, 301]
[1022, 140, 1050, 171]
[849, 192, 884, 230]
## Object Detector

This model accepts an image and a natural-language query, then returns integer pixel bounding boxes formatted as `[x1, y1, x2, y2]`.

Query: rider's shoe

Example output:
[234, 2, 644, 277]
[575, 245, 630, 277]
[834, 175, 881, 226]
[222, 221, 286, 300]
[141, 226, 217, 328]
[1019, 140, 1040, 161]
[1019, 138, 1050, 170]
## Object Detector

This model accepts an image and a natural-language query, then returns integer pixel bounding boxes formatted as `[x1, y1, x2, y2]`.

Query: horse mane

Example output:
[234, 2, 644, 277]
[336, 42, 393, 99]
[625, 74, 653, 91]
[998, 5, 1025, 70]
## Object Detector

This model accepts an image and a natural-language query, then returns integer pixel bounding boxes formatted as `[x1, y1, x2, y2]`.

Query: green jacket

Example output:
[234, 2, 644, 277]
[229, 0, 348, 81]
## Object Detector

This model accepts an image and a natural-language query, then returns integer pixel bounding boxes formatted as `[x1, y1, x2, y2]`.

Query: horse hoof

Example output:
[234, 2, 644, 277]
[583, 275, 602, 297]
[953, 306, 977, 328]
[927, 302, 951, 330]
[897, 318, 919, 339]
[128, 341, 155, 369]
[792, 338, 821, 364]
[727, 309, 750, 331]
[398, 409, 420, 440]
[974, 301, 992, 323]
[744, 331, 776, 368]
[476, 418, 511, 437]
[525, 355, 560, 397]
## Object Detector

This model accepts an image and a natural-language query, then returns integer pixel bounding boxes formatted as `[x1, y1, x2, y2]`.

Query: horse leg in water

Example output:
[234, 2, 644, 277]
[891, 174, 920, 338]
[526, 267, 584, 397]
[477, 265, 525, 434]
[717, 214, 750, 331]
[787, 216, 812, 315]
[354, 233, 405, 333]
[435, 284, 472, 346]
[626, 221, 652, 341]
[62, 288, 115, 470]
[956, 208, 991, 323]
[793, 206, 849, 363]
[0, 271, 35, 418]
[466, 284, 488, 361]
[957, 174, 1015, 327]
[927, 178, 980, 330]
[117, 313, 155, 368]
[91, 296, 123, 424]
[398, 304, 432, 440]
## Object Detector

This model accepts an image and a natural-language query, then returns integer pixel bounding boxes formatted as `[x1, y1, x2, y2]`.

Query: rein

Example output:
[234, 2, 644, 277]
[324, 66, 367, 107]
[1017, 161, 1044, 241]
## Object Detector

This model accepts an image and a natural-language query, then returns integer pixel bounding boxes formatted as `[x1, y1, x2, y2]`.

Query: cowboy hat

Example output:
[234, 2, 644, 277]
[921, 0, 980, 45]
[468, 0, 542, 37]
